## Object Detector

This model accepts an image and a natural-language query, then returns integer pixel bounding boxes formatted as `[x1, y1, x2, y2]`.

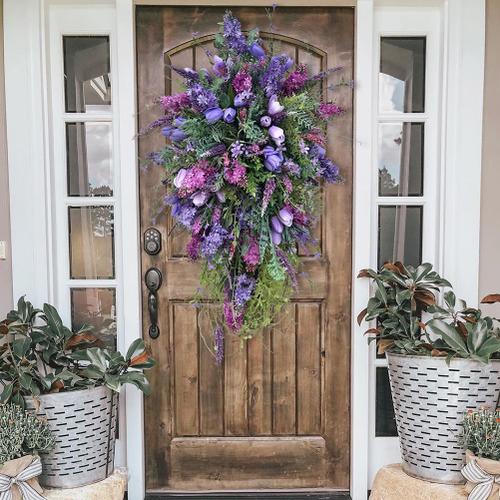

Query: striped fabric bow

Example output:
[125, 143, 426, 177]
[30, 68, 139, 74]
[462, 459, 500, 500]
[0, 457, 45, 500]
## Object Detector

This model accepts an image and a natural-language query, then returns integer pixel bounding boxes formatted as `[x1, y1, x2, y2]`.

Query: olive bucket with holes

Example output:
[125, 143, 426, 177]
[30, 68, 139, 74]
[24, 386, 118, 488]
[386, 352, 500, 484]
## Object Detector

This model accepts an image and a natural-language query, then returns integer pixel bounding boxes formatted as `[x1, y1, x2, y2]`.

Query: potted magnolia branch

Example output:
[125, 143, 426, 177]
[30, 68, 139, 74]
[358, 263, 500, 484]
[0, 297, 155, 489]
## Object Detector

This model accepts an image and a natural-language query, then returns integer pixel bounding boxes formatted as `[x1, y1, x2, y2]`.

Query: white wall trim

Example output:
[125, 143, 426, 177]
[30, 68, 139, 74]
[4, 0, 52, 306]
[440, 0, 485, 307]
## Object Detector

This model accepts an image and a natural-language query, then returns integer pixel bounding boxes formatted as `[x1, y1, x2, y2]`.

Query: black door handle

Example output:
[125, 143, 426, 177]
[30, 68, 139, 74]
[145, 268, 162, 339]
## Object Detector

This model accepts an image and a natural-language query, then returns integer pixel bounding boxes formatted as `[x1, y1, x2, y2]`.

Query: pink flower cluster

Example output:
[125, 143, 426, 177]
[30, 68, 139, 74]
[232, 69, 252, 93]
[178, 160, 215, 196]
[318, 102, 343, 120]
[224, 160, 247, 187]
[282, 64, 309, 96]
[159, 92, 190, 115]
[243, 240, 260, 272]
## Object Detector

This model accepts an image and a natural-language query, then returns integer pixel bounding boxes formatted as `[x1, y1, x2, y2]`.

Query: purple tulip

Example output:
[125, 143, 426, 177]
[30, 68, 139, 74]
[170, 128, 187, 142]
[278, 208, 293, 227]
[260, 115, 272, 128]
[212, 55, 226, 77]
[173, 168, 187, 189]
[234, 93, 248, 107]
[192, 191, 209, 207]
[262, 146, 284, 173]
[314, 145, 326, 159]
[174, 117, 186, 127]
[223, 107, 237, 123]
[161, 126, 173, 137]
[250, 42, 266, 59]
[204, 107, 224, 124]
[271, 230, 282, 245]
[269, 125, 285, 146]
[271, 216, 284, 234]
[268, 95, 284, 115]
[216, 191, 226, 203]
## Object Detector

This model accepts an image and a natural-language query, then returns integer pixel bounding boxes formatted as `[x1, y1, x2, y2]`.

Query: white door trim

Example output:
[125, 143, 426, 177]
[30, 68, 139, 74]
[3, 1, 485, 498]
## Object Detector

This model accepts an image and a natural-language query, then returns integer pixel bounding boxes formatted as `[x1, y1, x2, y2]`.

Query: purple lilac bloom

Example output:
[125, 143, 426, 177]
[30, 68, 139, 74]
[282, 176, 293, 193]
[180, 163, 214, 195]
[214, 325, 224, 365]
[318, 102, 343, 119]
[243, 240, 260, 272]
[310, 144, 326, 159]
[142, 115, 171, 134]
[172, 66, 199, 83]
[299, 139, 310, 155]
[234, 274, 256, 309]
[159, 92, 190, 115]
[232, 70, 252, 93]
[212, 206, 222, 223]
[186, 235, 201, 260]
[234, 91, 253, 107]
[275, 247, 298, 289]
[262, 146, 284, 172]
[282, 64, 309, 96]
[222, 11, 248, 54]
[223, 298, 244, 332]
[260, 56, 290, 97]
[283, 159, 300, 176]
[176, 205, 197, 227]
[223, 107, 237, 123]
[261, 178, 276, 215]
[319, 158, 342, 183]
[146, 151, 163, 166]
[204, 107, 224, 123]
[187, 83, 218, 112]
[201, 224, 229, 258]
[230, 141, 244, 158]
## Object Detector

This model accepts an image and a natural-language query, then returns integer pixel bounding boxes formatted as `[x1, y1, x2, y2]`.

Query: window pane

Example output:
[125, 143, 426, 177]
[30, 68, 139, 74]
[379, 37, 426, 113]
[71, 288, 116, 349]
[64, 36, 111, 113]
[69, 206, 115, 279]
[378, 123, 424, 196]
[66, 122, 113, 197]
[378, 205, 422, 268]
[376, 367, 398, 437]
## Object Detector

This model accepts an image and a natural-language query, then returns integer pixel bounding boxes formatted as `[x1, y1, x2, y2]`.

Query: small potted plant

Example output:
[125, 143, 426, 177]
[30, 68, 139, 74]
[0, 403, 54, 499]
[0, 297, 155, 489]
[461, 408, 500, 499]
[358, 262, 500, 484]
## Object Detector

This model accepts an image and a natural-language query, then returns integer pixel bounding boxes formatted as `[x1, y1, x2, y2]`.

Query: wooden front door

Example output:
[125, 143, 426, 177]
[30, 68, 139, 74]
[137, 6, 353, 495]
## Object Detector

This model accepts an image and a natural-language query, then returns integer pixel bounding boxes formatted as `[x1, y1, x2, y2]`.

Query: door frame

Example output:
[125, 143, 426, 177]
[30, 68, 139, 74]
[3, 1, 485, 499]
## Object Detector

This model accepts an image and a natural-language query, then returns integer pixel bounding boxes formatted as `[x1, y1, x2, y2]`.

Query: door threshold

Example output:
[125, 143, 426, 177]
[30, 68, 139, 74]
[145, 489, 351, 500]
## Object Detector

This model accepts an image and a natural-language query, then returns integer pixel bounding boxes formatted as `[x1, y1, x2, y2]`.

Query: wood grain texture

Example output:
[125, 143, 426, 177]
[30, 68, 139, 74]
[169, 437, 327, 489]
[138, 6, 353, 491]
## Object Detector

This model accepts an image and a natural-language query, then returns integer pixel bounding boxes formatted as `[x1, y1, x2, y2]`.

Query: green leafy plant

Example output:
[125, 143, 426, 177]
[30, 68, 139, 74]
[358, 262, 500, 360]
[0, 403, 55, 465]
[461, 408, 500, 460]
[0, 297, 155, 407]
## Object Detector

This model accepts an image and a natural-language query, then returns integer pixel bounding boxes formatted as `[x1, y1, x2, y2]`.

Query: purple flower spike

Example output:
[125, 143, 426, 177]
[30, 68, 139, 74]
[173, 168, 187, 189]
[284, 56, 294, 71]
[268, 95, 284, 115]
[271, 216, 284, 234]
[271, 229, 282, 245]
[192, 191, 209, 207]
[213, 55, 226, 77]
[268, 125, 285, 146]
[262, 146, 284, 172]
[250, 42, 265, 59]
[214, 325, 224, 365]
[260, 115, 272, 128]
[170, 128, 187, 142]
[278, 208, 293, 227]
[223, 107, 237, 123]
[204, 107, 224, 124]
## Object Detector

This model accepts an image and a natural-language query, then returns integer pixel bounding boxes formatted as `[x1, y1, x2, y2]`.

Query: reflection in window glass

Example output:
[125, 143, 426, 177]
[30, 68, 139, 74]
[378, 122, 424, 196]
[376, 367, 398, 437]
[66, 122, 113, 197]
[63, 36, 111, 113]
[379, 37, 426, 113]
[378, 205, 422, 268]
[71, 288, 116, 349]
[68, 206, 115, 279]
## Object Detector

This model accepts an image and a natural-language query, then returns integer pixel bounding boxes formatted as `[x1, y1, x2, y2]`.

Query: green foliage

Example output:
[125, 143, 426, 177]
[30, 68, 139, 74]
[358, 262, 500, 361]
[0, 297, 155, 406]
[0, 403, 55, 465]
[461, 408, 500, 460]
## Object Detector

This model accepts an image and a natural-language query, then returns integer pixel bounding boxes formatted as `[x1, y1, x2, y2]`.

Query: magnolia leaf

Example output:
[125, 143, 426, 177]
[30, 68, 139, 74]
[481, 294, 500, 304]
[377, 339, 394, 355]
[357, 308, 367, 326]
[126, 338, 146, 361]
[426, 319, 468, 355]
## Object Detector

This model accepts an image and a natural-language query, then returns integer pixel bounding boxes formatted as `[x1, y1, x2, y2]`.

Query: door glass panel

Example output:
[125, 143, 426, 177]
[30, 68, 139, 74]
[71, 288, 116, 349]
[66, 122, 113, 197]
[63, 36, 111, 113]
[378, 205, 422, 268]
[376, 367, 398, 437]
[378, 122, 424, 196]
[68, 206, 115, 279]
[379, 37, 426, 113]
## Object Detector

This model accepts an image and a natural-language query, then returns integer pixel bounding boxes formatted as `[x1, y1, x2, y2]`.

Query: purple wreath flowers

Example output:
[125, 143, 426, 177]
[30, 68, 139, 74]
[146, 11, 348, 360]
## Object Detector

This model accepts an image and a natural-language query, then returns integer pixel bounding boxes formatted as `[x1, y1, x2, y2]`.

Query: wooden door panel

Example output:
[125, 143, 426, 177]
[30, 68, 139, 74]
[137, 6, 353, 492]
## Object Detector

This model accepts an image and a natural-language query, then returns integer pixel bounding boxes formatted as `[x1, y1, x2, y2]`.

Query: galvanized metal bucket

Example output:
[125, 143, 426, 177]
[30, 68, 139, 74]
[25, 385, 118, 488]
[386, 352, 500, 484]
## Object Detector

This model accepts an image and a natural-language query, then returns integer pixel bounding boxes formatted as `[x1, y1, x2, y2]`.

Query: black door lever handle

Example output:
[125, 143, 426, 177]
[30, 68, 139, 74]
[145, 267, 162, 339]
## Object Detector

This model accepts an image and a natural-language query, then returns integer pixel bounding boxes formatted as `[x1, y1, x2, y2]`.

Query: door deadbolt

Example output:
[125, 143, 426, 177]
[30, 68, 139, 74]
[144, 227, 162, 256]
